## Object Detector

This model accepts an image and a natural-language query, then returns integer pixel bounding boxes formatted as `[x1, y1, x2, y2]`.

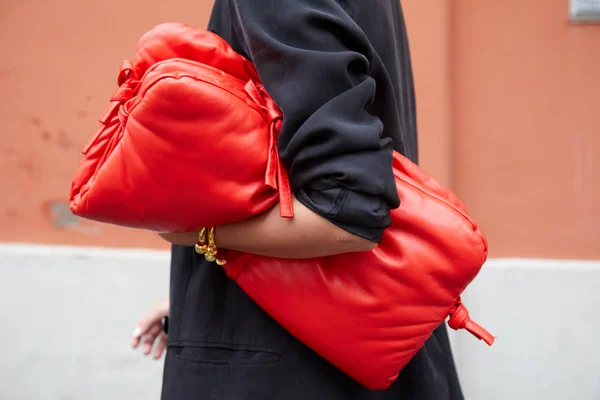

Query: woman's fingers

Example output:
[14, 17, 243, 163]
[132, 303, 164, 348]
[131, 326, 145, 348]
[153, 333, 168, 359]
[132, 320, 167, 357]
[142, 323, 164, 355]
[132, 321, 155, 348]
[132, 297, 170, 355]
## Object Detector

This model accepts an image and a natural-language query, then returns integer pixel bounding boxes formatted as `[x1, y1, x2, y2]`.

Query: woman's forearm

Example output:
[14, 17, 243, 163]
[159, 197, 377, 258]
[216, 197, 376, 258]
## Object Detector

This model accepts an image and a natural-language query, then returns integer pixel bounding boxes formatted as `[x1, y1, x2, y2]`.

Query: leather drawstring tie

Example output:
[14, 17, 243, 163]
[83, 60, 135, 155]
[448, 297, 495, 345]
[244, 80, 294, 218]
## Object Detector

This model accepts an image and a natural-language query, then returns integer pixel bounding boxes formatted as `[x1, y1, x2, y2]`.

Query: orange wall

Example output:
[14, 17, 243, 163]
[403, 0, 454, 187]
[0, 0, 215, 249]
[1, 1, 598, 258]
[451, 0, 600, 258]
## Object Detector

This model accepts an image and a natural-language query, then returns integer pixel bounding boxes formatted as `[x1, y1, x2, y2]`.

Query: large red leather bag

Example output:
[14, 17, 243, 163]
[70, 23, 493, 390]
[70, 22, 293, 232]
[222, 152, 493, 389]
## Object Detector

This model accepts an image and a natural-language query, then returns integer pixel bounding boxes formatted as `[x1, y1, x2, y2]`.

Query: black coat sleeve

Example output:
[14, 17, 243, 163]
[229, 0, 400, 242]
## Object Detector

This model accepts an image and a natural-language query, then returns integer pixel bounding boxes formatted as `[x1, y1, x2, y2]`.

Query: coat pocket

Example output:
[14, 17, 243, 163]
[161, 346, 285, 400]
[169, 342, 281, 366]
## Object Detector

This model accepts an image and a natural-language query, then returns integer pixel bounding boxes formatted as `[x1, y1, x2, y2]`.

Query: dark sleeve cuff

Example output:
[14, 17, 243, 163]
[295, 178, 392, 243]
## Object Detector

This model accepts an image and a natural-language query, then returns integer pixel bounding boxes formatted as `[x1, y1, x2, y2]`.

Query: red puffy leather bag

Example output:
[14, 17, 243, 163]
[70, 23, 293, 232]
[70, 23, 493, 390]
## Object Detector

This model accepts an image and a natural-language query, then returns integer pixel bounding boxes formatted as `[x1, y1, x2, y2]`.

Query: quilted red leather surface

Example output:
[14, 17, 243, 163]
[70, 23, 493, 389]
[223, 151, 493, 388]
[70, 23, 293, 232]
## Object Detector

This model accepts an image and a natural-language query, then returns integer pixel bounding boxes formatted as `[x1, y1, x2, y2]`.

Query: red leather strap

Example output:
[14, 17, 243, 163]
[111, 61, 135, 103]
[448, 299, 495, 345]
[83, 60, 136, 155]
[246, 80, 294, 218]
[117, 60, 134, 86]
[265, 118, 294, 218]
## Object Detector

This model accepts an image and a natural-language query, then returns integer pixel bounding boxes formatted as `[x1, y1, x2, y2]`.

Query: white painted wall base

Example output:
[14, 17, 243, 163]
[1, 244, 599, 400]
[449, 258, 600, 400]
[0, 244, 169, 400]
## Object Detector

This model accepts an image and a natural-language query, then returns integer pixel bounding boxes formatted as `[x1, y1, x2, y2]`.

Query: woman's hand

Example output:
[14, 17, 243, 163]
[131, 297, 170, 359]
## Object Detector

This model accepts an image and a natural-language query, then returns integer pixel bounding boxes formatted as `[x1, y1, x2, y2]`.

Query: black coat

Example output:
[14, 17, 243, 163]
[161, 1, 464, 399]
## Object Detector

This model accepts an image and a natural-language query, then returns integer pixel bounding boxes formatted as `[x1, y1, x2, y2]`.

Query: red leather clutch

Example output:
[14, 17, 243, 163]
[70, 22, 493, 390]
[222, 151, 493, 388]
[70, 23, 293, 232]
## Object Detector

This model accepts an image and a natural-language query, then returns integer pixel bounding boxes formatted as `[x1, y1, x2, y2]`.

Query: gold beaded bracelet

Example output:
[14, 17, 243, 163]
[194, 227, 226, 266]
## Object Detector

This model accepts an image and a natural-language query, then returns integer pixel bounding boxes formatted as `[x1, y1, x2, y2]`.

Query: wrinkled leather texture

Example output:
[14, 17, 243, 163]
[223, 151, 492, 389]
[70, 23, 293, 232]
[69, 23, 492, 390]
